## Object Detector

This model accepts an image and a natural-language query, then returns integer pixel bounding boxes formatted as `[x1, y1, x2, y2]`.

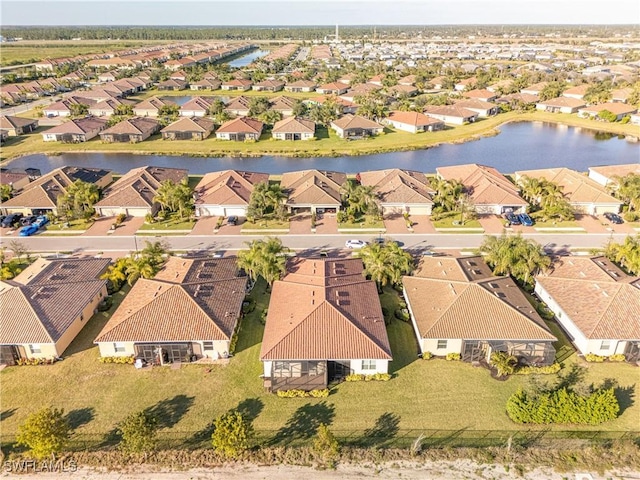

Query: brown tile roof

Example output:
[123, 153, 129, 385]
[95, 257, 247, 343]
[95, 166, 187, 209]
[101, 117, 160, 136]
[514, 167, 622, 205]
[286, 80, 317, 88]
[331, 114, 383, 130]
[0, 258, 109, 345]
[280, 170, 346, 207]
[180, 96, 213, 112]
[42, 117, 108, 135]
[160, 116, 215, 134]
[134, 96, 177, 112]
[0, 170, 30, 186]
[404, 256, 556, 341]
[2, 166, 111, 209]
[386, 111, 443, 127]
[462, 89, 496, 100]
[260, 257, 392, 361]
[317, 82, 348, 91]
[216, 116, 263, 134]
[272, 116, 315, 134]
[537, 97, 585, 108]
[588, 164, 640, 181]
[222, 79, 253, 87]
[0, 115, 38, 130]
[269, 95, 296, 111]
[254, 79, 285, 89]
[194, 170, 269, 206]
[437, 164, 527, 207]
[454, 99, 498, 111]
[536, 257, 640, 340]
[579, 102, 637, 115]
[224, 96, 251, 111]
[359, 169, 434, 205]
[423, 105, 478, 119]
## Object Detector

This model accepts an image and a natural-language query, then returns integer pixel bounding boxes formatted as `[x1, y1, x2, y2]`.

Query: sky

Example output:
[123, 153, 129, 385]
[2, 0, 639, 26]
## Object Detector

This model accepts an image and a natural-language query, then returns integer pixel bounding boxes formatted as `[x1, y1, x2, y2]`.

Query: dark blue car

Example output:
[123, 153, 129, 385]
[504, 212, 521, 225]
[518, 213, 534, 226]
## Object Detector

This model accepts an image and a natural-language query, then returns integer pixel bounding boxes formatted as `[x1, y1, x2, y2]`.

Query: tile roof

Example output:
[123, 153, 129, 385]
[386, 111, 443, 127]
[0, 258, 109, 345]
[514, 167, 622, 205]
[180, 96, 213, 112]
[437, 164, 527, 207]
[101, 117, 160, 136]
[280, 170, 346, 207]
[0, 116, 38, 130]
[536, 256, 640, 340]
[133, 96, 177, 112]
[331, 114, 383, 130]
[537, 96, 585, 108]
[160, 116, 215, 134]
[579, 102, 637, 115]
[260, 257, 392, 361]
[42, 117, 108, 135]
[588, 164, 640, 181]
[194, 170, 269, 206]
[95, 166, 187, 209]
[404, 256, 556, 341]
[95, 257, 247, 343]
[272, 116, 315, 134]
[359, 169, 434, 205]
[424, 105, 478, 119]
[216, 116, 263, 134]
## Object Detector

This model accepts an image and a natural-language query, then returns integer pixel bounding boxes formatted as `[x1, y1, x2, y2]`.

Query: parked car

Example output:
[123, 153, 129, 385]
[603, 212, 624, 224]
[345, 239, 367, 249]
[1, 213, 23, 228]
[21, 215, 38, 226]
[33, 215, 49, 228]
[226, 215, 238, 226]
[504, 212, 521, 225]
[518, 213, 534, 226]
[19, 224, 39, 237]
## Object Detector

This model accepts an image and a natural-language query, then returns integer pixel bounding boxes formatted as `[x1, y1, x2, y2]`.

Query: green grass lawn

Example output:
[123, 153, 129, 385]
[44, 219, 94, 231]
[432, 216, 483, 229]
[241, 218, 290, 231]
[533, 219, 582, 228]
[138, 217, 196, 231]
[338, 215, 385, 230]
[1, 282, 638, 449]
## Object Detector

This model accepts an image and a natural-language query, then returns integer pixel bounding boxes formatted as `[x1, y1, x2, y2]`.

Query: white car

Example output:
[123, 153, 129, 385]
[345, 239, 367, 249]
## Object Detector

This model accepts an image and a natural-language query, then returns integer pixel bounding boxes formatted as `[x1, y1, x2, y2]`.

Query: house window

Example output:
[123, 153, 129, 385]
[203, 342, 214, 351]
[29, 344, 41, 354]
[113, 343, 126, 353]
[600, 340, 611, 351]
[437, 340, 448, 350]
[361, 360, 376, 371]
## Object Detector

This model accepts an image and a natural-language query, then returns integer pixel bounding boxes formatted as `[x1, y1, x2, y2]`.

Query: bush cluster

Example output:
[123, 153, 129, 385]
[99, 355, 135, 364]
[16, 357, 57, 366]
[514, 363, 562, 375]
[422, 351, 433, 360]
[585, 353, 626, 362]
[276, 389, 329, 398]
[445, 353, 461, 361]
[344, 373, 392, 382]
[506, 387, 620, 425]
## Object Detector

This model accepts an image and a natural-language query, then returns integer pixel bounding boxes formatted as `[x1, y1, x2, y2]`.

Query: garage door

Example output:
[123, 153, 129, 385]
[224, 207, 246, 217]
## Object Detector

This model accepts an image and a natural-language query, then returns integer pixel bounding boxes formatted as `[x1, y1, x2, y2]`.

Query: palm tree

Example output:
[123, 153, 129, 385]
[237, 237, 289, 288]
[606, 235, 640, 275]
[490, 351, 518, 377]
[141, 240, 169, 268]
[259, 110, 283, 126]
[125, 257, 157, 286]
[266, 183, 288, 220]
[358, 241, 415, 292]
[517, 175, 545, 205]
[611, 173, 640, 212]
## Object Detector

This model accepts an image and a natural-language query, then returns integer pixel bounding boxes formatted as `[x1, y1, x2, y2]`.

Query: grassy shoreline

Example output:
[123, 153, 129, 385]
[2, 111, 639, 165]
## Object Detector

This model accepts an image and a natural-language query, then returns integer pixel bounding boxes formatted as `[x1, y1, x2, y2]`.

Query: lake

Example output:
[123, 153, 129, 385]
[227, 49, 269, 68]
[7, 122, 639, 175]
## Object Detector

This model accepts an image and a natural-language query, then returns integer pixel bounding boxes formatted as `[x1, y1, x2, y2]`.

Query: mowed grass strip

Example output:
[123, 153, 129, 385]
[1, 283, 638, 443]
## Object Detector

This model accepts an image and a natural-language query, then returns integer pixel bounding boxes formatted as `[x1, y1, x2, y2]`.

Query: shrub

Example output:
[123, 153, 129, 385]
[506, 387, 620, 425]
[215, 217, 224, 229]
[490, 351, 518, 377]
[313, 423, 340, 461]
[345, 373, 391, 382]
[276, 389, 329, 398]
[117, 410, 158, 454]
[308, 388, 330, 398]
[515, 363, 561, 375]
[144, 213, 155, 224]
[394, 308, 410, 321]
[211, 410, 253, 459]
[242, 298, 256, 314]
[609, 354, 626, 362]
[624, 211, 639, 222]
[16, 357, 57, 366]
[345, 374, 365, 382]
[99, 355, 135, 364]
[259, 309, 268, 325]
[422, 351, 433, 360]
[115, 213, 127, 225]
[16, 407, 70, 459]
[97, 295, 113, 311]
[446, 353, 461, 361]
[585, 353, 606, 362]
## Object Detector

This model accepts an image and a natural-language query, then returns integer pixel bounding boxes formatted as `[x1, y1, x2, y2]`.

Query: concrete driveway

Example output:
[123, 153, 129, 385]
[290, 214, 311, 234]
[315, 213, 338, 234]
[190, 216, 220, 235]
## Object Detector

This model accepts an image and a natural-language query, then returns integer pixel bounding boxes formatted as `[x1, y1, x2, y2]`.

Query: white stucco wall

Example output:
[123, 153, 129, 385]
[350, 359, 389, 374]
[422, 338, 464, 356]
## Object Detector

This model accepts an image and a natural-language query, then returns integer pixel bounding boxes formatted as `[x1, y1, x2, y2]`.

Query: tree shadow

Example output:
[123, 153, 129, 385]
[315, 126, 330, 139]
[555, 363, 586, 391]
[361, 412, 400, 447]
[269, 401, 335, 446]
[601, 378, 636, 415]
[145, 394, 194, 429]
[0, 408, 17, 422]
[235, 397, 264, 424]
[65, 407, 95, 430]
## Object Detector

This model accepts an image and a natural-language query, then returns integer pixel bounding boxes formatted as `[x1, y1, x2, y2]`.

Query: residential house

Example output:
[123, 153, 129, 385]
[43, 97, 94, 117]
[1, 166, 112, 216]
[0, 257, 110, 365]
[0, 169, 32, 191]
[520, 82, 548, 96]
[99, 117, 161, 143]
[269, 96, 297, 117]
[536, 97, 586, 114]
[161, 117, 216, 141]
[280, 169, 346, 214]
[95, 257, 247, 363]
[388, 84, 419, 97]
[88, 98, 136, 117]
[260, 257, 392, 391]
[156, 79, 188, 91]
[359, 169, 434, 215]
[0, 116, 38, 136]
[94, 166, 187, 217]
[316, 82, 349, 95]
[496, 93, 538, 108]
[454, 77, 476, 92]
[383, 111, 444, 133]
[271, 116, 315, 141]
[404, 256, 556, 365]
[454, 99, 499, 117]
[535, 256, 640, 362]
[179, 97, 213, 117]
[577, 102, 637, 121]
[330, 114, 384, 139]
[588, 164, 640, 187]
[133, 97, 177, 117]
[170, 70, 188, 81]
[437, 164, 528, 215]
[252, 79, 285, 92]
[193, 169, 269, 217]
[221, 79, 253, 91]
[423, 105, 478, 125]
[41, 117, 109, 143]
[190, 78, 222, 91]
[307, 95, 358, 114]
[215, 117, 263, 141]
[97, 71, 118, 83]
[611, 87, 633, 103]
[284, 80, 317, 93]
[514, 167, 623, 215]
[562, 84, 590, 100]
[224, 96, 251, 116]
[462, 89, 498, 102]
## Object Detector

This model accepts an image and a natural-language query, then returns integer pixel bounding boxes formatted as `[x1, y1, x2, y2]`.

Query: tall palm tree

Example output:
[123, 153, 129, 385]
[125, 257, 157, 286]
[611, 173, 640, 212]
[359, 241, 415, 292]
[237, 237, 289, 288]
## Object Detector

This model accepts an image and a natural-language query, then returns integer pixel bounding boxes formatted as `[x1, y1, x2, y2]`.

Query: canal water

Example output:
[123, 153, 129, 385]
[227, 49, 269, 68]
[7, 122, 639, 175]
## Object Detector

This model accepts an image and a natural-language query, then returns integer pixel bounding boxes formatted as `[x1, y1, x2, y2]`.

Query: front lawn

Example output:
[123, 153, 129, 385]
[138, 217, 196, 231]
[241, 217, 290, 231]
[532, 219, 581, 228]
[338, 215, 385, 230]
[44, 219, 94, 231]
[432, 215, 482, 229]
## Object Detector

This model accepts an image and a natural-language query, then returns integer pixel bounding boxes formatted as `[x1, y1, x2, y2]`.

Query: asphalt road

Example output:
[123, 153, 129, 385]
[0, 231, 628, 257]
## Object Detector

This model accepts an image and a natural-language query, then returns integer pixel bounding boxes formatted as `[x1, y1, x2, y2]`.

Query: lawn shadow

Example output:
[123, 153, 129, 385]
[0, 408, 17, 422]
[601, 378, 635, 415]
[555, 363, 586, 391]
[269, 401, 335, 446]
[235, 397, 264, 424]
[233, 279, 268, 354]
[315, 126, 330, 140]
[360, 412, 400, 447]
[145, 394, 195, 429]
[65, 407, 95, 430]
